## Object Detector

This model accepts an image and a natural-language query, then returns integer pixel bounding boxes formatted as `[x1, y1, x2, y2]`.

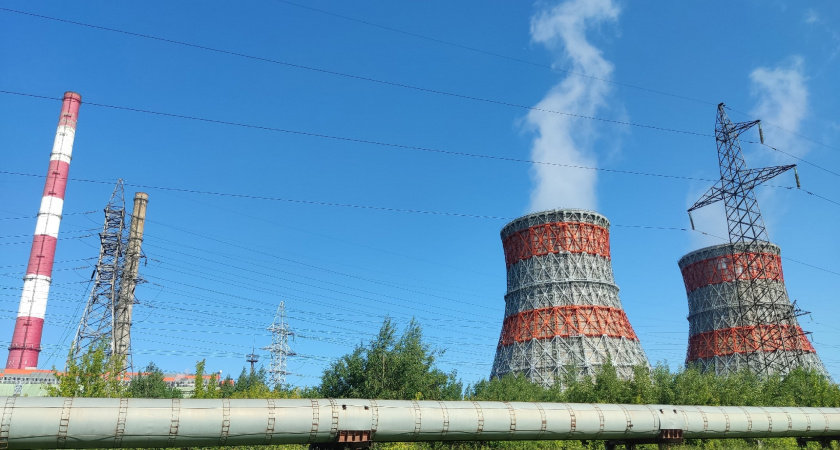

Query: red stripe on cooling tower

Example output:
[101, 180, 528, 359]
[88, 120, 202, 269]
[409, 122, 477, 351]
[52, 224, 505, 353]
[59, 92, 81, 129]
[26, 234, 57, 278]
[6, 317, 44, 369]
[687, 324, 815, 361]
[498, 305, 637, 346]
[502, 221, 610, 267]
[42, 160, 70, 200]
[681, 252, 784, 293]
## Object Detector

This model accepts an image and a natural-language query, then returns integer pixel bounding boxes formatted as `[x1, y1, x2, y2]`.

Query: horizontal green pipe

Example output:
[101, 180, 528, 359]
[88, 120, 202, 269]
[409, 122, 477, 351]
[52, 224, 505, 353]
[0, 397, 838, 449]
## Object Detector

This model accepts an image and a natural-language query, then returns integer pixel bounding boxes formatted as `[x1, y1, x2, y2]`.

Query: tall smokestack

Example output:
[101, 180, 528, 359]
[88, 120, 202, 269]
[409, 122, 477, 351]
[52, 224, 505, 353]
[114, 192, 148, 369]
[6, 92, 82, 369]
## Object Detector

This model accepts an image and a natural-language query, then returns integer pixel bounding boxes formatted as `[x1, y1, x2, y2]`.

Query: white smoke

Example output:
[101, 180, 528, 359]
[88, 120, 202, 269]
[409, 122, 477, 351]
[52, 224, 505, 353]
[525, 0, 620, 213]
[688, 57, 809, 248]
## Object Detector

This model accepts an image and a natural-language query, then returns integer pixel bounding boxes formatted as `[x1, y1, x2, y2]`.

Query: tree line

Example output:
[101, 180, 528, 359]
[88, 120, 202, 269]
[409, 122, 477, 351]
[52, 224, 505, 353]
[48, 318, 840, 448]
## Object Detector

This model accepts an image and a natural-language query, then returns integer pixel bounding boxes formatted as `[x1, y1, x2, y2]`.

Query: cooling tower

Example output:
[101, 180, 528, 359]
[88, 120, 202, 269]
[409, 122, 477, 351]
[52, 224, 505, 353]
[491, 209, 650, 386]
[679, 242, 827, 376]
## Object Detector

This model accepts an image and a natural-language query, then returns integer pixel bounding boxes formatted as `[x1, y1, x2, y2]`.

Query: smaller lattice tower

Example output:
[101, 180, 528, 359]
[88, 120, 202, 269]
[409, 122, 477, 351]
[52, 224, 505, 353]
[682, 103, 826, 377]
[262, 301, 295, 387]
[246, 348, 259, 374]
[70, 181, 128, 366]
[491, 209, 649, 387]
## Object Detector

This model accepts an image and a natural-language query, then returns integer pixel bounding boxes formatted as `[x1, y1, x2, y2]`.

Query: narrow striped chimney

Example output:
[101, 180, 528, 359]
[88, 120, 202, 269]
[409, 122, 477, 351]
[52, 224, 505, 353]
[6, 92, 81, 369]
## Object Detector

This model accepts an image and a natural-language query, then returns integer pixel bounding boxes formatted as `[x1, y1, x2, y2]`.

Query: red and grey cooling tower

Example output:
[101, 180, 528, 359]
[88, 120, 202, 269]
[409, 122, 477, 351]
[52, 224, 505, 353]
[491, 209, 649, 386]
[679, 242, 827, 376]
[6, 92, 81, 369]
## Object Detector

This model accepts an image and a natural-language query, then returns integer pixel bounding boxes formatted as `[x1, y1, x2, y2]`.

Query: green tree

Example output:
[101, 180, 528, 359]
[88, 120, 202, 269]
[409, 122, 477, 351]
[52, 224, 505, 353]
[227, 367, 273, 398]
[127, 362, 182, 398]
[320, 317, 462, 400]
[192, 359, 222, 398]
[628, 365, 655, 404]
[468, 373, 559, 402]
[47, 342, 126, 398]
[592, 360, 630, 403]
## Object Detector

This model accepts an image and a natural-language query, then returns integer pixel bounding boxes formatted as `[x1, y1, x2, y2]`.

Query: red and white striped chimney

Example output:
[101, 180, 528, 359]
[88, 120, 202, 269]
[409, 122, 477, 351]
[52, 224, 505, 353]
[6, 92, 81, 369]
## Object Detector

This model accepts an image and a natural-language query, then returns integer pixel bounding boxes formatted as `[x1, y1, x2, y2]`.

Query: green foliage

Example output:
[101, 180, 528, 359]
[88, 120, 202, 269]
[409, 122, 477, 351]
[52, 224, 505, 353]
[127, 362, 182, 399]
[320, 317, 462, 400]
[469, 362, 840, 409]
[228, 367, 273, 398]
[46, 342, 126, 398]
[192, 359, 224, 398]
[468, 373, 560, 402]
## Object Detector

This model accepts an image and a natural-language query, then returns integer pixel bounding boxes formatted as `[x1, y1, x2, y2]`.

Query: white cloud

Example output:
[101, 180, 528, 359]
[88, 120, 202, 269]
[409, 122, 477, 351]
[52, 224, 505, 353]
[749, 57, 809, 160]
[524, 0, 620, 213]
[804, 8, 819, 24]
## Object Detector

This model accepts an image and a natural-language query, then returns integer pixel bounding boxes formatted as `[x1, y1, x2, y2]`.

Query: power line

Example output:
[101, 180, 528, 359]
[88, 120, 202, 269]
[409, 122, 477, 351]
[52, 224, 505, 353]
[3, 8, 836, 155]
[0, 10, 710, 137]
[0, 90, 715, 183]
[5, 91, 836, 193]
[748, 141, 840, 178]
[728, 106, 840, 153]
[273, 0, 716, 107]
[0, 211, 98, 221]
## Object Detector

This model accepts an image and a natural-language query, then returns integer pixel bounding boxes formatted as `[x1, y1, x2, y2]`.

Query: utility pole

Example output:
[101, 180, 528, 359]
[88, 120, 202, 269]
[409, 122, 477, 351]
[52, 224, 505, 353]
[246, 348, 259, 374]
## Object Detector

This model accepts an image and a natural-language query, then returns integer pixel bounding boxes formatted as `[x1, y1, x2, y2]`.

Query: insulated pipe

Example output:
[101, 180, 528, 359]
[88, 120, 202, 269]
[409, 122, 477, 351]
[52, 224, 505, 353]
[6, 92, 81, 369]
[1, 397, 839, 449]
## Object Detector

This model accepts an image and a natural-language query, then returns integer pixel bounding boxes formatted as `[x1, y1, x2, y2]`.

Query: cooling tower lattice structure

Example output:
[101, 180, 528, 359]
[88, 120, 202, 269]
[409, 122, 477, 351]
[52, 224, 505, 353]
[491, 209, 649, 386]
[679, 242, 827, 376]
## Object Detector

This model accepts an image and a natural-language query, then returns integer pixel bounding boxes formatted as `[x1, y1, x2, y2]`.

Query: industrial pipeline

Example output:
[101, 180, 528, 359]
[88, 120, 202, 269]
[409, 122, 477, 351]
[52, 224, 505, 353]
[1, 397, 839, 449]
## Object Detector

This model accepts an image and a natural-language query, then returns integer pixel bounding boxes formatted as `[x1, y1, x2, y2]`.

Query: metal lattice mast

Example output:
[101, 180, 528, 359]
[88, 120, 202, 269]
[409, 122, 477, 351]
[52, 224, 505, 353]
[246, 347, 259, 374]
[70, 181, 128, 365]
[684, 103, 826, 377]
[262, 301, 295, 387]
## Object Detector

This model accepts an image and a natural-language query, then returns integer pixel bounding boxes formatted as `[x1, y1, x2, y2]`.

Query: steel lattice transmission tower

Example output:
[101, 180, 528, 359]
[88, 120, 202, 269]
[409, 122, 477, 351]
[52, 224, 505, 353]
[682, 103, 827, 377]
[262, 301, 295, 387]
[71, 181, 128, 367]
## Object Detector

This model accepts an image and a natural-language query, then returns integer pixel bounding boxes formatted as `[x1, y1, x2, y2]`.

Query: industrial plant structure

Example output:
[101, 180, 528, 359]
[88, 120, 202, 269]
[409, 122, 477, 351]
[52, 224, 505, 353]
[682, 103, 826, 377]
[679, 242, 826, 375]
[5, 397, 840, 449]
[6, 92, 82, 370]
[71, 184, 148, 374]
[491, 209, 649, 386]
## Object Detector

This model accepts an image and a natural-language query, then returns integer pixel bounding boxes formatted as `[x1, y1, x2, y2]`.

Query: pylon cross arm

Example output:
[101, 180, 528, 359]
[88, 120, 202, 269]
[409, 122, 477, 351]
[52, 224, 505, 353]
[717, 119, 761, 140]
[736, 165, 796, 190]
[688, 182, 724, 212]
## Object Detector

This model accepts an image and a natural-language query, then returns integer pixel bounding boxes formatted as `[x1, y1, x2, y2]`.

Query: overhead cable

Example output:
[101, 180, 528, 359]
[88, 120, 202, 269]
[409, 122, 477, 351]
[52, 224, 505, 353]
[273, 0, 716, 106]
[0, 11, 709, 137]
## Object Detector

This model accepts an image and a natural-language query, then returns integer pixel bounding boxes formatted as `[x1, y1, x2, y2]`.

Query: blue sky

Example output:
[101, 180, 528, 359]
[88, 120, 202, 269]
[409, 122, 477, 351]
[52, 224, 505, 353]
[1, 1, 839, 386]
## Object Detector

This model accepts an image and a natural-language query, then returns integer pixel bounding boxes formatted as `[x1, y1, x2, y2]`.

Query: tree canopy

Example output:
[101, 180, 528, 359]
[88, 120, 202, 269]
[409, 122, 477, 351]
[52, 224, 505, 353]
[319, 317, 462, 400]
[127, 362, 182, 398]
[47, 342, 126, 398]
